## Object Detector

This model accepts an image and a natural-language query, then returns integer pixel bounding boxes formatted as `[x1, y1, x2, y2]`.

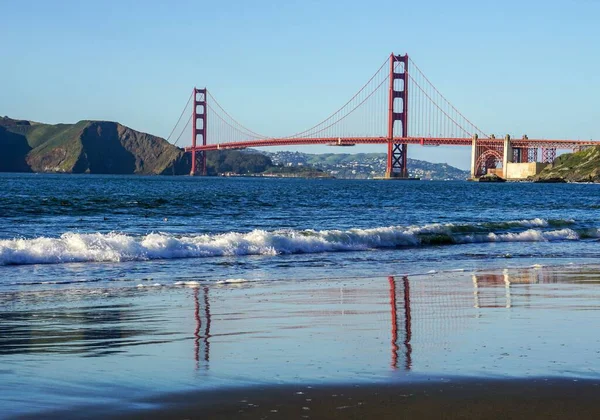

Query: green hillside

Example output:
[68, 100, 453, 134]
[534, 146, 600, 182]
[0, 116, 326, 177]
[0, 117, 190, 174]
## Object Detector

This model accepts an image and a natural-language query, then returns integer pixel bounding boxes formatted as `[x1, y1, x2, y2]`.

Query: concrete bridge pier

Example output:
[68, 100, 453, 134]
[502, 134, 512, 179]
[470, 133, 549, 180]
[470, 134, 478, 179]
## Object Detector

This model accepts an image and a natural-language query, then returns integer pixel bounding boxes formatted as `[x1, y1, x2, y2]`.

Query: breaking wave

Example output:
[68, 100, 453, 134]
[0, 218, 592, 266]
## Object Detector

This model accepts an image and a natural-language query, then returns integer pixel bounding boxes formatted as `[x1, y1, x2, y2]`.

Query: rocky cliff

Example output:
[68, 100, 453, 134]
[0, 117, 190, 174]
[533, 146, 600, 182]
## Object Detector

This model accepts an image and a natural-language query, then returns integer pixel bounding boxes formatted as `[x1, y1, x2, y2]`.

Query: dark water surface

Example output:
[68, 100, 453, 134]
[1, 173, 600, 417]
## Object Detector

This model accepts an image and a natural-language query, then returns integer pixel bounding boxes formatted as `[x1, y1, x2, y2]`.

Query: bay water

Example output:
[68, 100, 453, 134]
[1, 173, 600, 417]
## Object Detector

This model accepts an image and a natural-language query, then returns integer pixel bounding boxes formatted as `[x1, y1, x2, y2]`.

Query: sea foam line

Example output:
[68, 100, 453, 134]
[0, 218, 590, 266]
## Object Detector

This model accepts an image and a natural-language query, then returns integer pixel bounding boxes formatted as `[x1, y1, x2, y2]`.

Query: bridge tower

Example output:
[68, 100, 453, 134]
[385, 53, 409, 178]
[190, 87, 207, 176]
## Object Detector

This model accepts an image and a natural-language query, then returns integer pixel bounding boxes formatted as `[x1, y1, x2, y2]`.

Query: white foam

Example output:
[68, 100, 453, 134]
[514, 218, 548, 227]
[174, 281, 202, 287]
[0, 219, 584, 266]
[509, 218, 574, 227]
[460, 228, 580, 243]
[216, 278, 248, 284]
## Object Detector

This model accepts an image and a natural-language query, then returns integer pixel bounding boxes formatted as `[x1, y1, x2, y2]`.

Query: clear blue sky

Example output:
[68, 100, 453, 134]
[2, 0, 598, 169]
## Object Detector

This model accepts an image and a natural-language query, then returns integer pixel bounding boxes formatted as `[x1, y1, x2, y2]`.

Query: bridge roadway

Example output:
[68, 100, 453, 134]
[185, 137, 600, 152]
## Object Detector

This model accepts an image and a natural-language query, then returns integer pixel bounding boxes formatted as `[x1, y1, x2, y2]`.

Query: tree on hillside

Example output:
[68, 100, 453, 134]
[206, 150, 273, 175]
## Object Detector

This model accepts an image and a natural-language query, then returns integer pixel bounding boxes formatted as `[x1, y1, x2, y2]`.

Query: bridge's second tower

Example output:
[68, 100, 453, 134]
[385, 53, 409, 178]
[190, 88, 207, 176]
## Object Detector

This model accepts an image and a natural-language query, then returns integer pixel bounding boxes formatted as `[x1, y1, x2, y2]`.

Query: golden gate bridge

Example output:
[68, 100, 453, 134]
[167, 53, 599, 179]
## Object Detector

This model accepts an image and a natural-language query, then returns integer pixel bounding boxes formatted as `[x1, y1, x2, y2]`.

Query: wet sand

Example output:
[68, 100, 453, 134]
[28, 378, 600, 419]
[5, 266, 600, 418]
[142, 379, 600, 420]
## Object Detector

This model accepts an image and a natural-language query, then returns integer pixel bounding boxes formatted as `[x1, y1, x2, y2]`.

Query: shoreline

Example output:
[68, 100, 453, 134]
[4, 261, 600, 295]
[6, 171, 600, 183]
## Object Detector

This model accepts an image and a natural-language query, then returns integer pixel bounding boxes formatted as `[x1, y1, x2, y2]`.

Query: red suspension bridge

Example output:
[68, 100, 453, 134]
[167, 53, 599, 179]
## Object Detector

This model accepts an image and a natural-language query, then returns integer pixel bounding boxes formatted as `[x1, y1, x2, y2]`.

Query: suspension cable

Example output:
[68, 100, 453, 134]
[408, 58, 488, 137]
[166, 91, 193, 143]
[284, 56, 390, 139]
[173, 113, 193, 146]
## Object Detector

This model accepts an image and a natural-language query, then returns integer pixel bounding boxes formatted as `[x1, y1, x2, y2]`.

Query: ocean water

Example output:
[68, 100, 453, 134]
[1, 173, 600, 284]
[2, 173, 600, 417]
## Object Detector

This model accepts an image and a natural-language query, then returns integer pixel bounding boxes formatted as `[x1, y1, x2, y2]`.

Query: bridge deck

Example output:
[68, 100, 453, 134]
[185, 137, 600, 152]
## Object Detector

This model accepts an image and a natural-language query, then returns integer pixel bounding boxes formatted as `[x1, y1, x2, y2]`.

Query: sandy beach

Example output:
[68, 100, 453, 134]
[119, 378, 600, 419]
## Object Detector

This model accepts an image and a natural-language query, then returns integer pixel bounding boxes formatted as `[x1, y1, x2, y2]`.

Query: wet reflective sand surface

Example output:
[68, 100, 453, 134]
[3, 265, 600, 418]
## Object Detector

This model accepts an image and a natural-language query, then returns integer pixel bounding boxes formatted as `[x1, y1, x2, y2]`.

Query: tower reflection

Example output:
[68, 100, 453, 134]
[471, 268, 557, 309]
[193, 286, 211, 369]
[388, 276, 412, 370]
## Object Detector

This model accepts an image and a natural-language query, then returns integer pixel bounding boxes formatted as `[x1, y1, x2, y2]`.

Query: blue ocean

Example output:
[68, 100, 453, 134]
[1, 174, 599, 282]
[2, 173, 600, 417]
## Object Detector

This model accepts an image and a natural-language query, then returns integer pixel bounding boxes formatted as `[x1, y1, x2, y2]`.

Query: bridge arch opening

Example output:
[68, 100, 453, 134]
[475, 149, 503, 177]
